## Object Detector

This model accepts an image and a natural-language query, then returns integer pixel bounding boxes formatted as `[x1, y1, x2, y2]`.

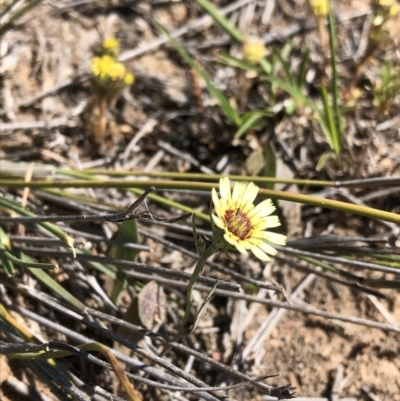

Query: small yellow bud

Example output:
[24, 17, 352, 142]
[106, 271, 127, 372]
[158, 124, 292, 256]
[309, 0, 329, 17]
[243, 37, 265, 64]
[102, 37, 120, 57]
[389, 3, 399, 15]
[124, 72, 135, 86]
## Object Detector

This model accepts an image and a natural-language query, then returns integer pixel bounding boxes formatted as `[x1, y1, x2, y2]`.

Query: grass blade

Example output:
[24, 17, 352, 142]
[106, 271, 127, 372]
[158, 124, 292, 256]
[195, 0, 243, 42]
[155, 22, 241, 125]
[327, 3, 342, 144]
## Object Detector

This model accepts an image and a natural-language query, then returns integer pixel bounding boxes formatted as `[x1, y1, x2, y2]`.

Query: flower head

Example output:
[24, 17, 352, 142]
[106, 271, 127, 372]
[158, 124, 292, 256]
[309, 0, 329, 17]
[211, 177, 286, 262]
[91, 55, 127, 81]
[91, 55, 135, 89]
[242, 37, 266, 64]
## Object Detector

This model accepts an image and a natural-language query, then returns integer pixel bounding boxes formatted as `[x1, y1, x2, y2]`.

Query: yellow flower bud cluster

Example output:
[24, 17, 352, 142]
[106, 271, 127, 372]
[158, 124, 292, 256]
[242, 37, 265, 64]
[309, 0, 329, 17]
[91, 38, 134, 88]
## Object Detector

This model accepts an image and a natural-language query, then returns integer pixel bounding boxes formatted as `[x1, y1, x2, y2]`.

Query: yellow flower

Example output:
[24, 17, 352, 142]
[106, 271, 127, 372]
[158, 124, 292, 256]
[124, 72, 135, 86]
[242, 37, 265, 64]
[102, 37, 120, 53]
[211, 177, 286, 261]
[376, 0, 395, 7]
[371, 0, 398, 20]
[389, 3, 399, 15]
[91, 55, 127, 81]
[101, 38, 120, 58]
[309, 0, 329, 17]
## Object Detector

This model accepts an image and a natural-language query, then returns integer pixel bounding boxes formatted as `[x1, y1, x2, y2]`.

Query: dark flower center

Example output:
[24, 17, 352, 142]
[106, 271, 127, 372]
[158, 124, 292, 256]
[223, 208, 253, 240]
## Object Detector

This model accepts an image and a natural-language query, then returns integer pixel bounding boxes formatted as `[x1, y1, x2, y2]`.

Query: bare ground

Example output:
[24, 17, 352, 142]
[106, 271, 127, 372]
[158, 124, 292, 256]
[1, 1, 400, 401]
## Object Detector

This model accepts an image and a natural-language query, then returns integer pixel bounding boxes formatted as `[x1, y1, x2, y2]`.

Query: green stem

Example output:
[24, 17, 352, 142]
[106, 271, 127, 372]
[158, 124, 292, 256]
[1, 179, 399, 224]
[327, 3, 342, 143]
[178, 243, 219, 336]
[159, 242, 219, 358]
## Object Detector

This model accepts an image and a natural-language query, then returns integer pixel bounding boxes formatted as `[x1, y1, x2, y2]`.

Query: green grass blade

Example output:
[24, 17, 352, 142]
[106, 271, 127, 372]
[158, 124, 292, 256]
[219, 53, 262, 73]
[297, 49, 310, 88]
[3, 251, 56, 269]
[259, 58, 273, 75]
[0, 228, 15, 276]
[235, 110, 270, 139]
[320, 86, 339, 153]
[155, 22, 241, 125]
[16, 251, 86, 310]
[272, 47, 295, 87]
[0, 0, 44, 36]
[0, 197, 75, 252]
[195, 0, 243, 42]
[327, 3, 342, 143]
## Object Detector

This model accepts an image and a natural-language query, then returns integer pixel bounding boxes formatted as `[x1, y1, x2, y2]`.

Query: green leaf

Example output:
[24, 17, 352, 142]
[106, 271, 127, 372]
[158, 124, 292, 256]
[17, 251, 85, 311]
[108, 219, 140, 302]
[0, 250, 15, 276]
[110, 220, 140, 261]
[235, 110, 272, 139]
[0, 197, 75, 254]
[0, 228, 14, 276]
[259, 58, 273, 75]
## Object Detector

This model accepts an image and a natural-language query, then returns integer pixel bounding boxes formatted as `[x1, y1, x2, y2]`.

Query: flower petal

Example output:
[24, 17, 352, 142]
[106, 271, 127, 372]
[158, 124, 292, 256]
[235, 242, 248, 255]
[241, 182, 259, 204]
[241, 201, 255, 215]
[265, 216, 281, 228]
[253, 199, 275, 216]
[212, 215, 225, 229]
[251, 246, 271, 262]
[211, 188, 221, 210]
[218, 197, 229, 216]
[258, 241, 278, 256]
[261, 232, 287, 245]
[223, 233, 240, 247]
[232, 182, 246, 201]
[219, 177, 231, 199]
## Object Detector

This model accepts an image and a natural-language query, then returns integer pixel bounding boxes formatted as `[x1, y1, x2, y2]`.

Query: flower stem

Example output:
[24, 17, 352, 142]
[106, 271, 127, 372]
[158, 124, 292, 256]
[160, 243, 218, 356]
[179, 243, 219, 336]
